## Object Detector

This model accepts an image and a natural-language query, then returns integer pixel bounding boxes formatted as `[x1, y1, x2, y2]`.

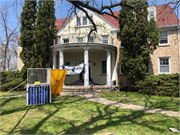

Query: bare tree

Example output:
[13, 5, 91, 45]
[0, 4, 19, 71]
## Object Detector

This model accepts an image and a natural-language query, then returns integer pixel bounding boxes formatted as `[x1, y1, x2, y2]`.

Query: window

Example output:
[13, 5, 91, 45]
[83, 17, 87, 25]
[102, 60, 106, 74]
[65, 61, 70, 65]
[77, 17, 81, 26]
[145, 65, 150, 74]
[159, 31, 168, 45]
[89, 16, 93, 24]
[102, 35, 108, 44]
[77, 37, 83, 43]
[56, 36, 61, 44]
[88, 37, 94, 42]
[159, 57, 171, 74]
[120, 40, 124, 48]
[119, 64, 123, 74]
[63, 38, 69, 43]
[149, 11, 154, 20]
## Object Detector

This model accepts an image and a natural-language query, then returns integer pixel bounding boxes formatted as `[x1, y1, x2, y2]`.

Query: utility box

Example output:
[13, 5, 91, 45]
[27, 68, 51, 105]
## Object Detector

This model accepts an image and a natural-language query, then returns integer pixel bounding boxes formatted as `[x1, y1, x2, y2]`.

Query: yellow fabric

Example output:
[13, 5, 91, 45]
[51, 69, 67, 95]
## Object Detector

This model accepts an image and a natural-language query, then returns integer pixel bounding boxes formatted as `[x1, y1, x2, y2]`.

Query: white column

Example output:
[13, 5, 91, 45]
[106, 50, 111, 86]
[111, 52, 116, 81]
[53, 51, 56, 69]
[61, 34, 63, 43]
[84, 48, 89, 87]
[59, 50, 64, 69]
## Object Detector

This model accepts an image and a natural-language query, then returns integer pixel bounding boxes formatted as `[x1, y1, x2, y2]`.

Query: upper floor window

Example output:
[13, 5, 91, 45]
[77, 17, 81, 26]
[89, 16, 93, 24]
[159, 31, 169, 45]
[159, 57, 171, 74]
[63, 38, 69, 43]
[77, 37, 83, 43]
[102, 60, 106, 74]
[76, 16, 93, 26]
[88, 37, 94, 42]
[102, 35, 108, 44]
[149, 11, 155, 20]
[83, 17, 87, 25]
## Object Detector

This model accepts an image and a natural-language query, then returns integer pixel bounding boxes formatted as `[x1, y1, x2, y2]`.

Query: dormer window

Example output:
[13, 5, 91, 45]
[149, 11, 155, 20]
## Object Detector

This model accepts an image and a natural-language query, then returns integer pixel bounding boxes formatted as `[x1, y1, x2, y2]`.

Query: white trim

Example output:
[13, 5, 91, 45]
[158, 57, 171, 74]
[159, 31, 169, 46]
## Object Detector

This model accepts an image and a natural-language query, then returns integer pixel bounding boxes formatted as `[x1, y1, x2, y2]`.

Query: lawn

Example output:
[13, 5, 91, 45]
[0, 95, 179, 134]
[0, 91, 26, 97]
[98, 91, 179, 112]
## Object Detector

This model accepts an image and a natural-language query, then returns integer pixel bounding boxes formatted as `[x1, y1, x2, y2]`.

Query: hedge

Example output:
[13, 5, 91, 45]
[133, 74, 179, 97]
[1, 71, 25, 91]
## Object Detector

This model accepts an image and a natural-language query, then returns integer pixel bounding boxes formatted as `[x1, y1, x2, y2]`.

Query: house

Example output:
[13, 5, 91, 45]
[17, 4, 180, 89]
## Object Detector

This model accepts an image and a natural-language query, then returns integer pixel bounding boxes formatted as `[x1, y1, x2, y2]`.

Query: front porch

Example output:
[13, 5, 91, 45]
[51, 42, 117, 88]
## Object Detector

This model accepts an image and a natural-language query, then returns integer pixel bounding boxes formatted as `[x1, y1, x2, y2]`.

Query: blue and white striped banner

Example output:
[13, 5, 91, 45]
[62, 63, 85, 75]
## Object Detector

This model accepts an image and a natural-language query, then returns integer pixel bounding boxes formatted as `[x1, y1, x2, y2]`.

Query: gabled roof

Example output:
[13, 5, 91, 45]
[54, 4, 179, 30]
[17, 4, 179, 41]
[156, 4, 179, 26]
[55, 17, 70, 30]
[100, 11, 120, 29]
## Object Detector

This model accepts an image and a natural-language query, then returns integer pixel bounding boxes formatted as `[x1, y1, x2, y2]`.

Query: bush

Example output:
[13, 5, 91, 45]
[133, 74, 179, 97]
[1, 71, 25, 91]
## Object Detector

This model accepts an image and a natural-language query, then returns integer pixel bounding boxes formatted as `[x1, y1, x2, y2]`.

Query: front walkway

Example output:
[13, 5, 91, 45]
[61, 92, 179, 117]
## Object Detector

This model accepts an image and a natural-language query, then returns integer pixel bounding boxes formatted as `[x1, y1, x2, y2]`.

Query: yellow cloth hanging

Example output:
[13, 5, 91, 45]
[51, 69, 67, 95]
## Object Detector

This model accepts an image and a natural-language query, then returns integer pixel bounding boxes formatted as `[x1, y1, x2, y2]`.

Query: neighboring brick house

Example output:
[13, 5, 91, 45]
[17, 4, 180, 89]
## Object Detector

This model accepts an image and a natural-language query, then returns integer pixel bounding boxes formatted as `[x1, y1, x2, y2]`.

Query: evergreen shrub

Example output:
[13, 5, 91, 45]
[133, 74, 179, 97]
[1, 71, 25, 91]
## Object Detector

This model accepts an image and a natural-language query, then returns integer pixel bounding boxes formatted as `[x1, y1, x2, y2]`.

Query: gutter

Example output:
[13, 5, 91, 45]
[157, 24, 179, 29]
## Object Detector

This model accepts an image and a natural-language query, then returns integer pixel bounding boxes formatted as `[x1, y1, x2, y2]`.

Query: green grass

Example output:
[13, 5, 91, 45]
[0, 91, 26, 97]
[0, 96, 179, 134]
[98, 91, 179, 111]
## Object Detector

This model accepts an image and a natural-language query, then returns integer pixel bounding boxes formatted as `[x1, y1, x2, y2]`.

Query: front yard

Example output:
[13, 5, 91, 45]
[98, 91, 179, 111]
[0, 95, 179, 134]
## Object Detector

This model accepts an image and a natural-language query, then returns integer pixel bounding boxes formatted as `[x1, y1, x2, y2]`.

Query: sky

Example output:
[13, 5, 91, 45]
[0, 0, 179, 38]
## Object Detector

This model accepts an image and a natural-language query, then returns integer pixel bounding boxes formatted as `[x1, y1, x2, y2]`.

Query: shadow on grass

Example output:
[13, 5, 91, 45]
[1, 97, 14, 107]
[5, 96, 85, 134]
[17, 96, 178, 134]
[10, 106, 32, 134]
[60, 105, 170, 134]
[2, 95, 178, 134]
[99, 92, 179, 111]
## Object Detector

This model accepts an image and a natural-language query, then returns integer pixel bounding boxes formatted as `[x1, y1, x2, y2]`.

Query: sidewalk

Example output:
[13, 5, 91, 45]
[61, 92, 179, 117]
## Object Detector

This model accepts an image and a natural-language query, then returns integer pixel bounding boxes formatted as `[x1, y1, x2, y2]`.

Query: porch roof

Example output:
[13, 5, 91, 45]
[51, 42, 117, 52]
